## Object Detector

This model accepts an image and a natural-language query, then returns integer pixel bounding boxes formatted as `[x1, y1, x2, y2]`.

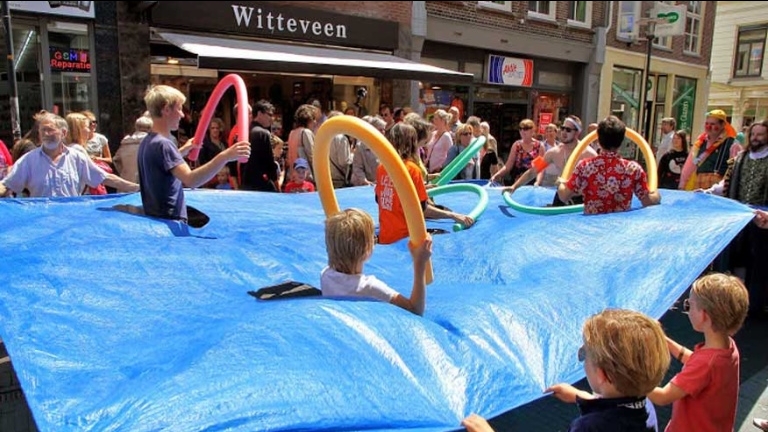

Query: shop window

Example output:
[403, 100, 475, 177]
[684, 1, 703, 55]
[672, 76, 697, 135]
[0, 23, 44, 140]
[610, 67, 642, 132]
[48, 21, 92, 115]
[567, 1, 592, 28]
[478, 1, 512, 12]
[538, 70, 572, 88]
[528, 1, 555, 21]
[733, 27, 767, 78]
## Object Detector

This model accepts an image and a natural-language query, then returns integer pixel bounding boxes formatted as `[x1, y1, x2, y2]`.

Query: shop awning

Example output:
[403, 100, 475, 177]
[157, 31, 474, 84]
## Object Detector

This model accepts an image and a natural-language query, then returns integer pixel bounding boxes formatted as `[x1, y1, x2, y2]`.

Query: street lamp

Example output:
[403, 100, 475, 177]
[639, 20, 657, 142]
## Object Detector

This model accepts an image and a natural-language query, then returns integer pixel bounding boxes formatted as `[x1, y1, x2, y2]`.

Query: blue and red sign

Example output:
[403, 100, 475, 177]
[487, 55, 534, 87]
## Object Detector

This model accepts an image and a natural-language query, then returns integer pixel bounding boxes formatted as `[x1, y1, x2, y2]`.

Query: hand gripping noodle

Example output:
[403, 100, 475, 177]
[315, 116, 434, 284]
[432, 135, 486, 186]
[505, 127, 658, 215]
[188, 74, 250, 163]
[426, 183, 488, 231]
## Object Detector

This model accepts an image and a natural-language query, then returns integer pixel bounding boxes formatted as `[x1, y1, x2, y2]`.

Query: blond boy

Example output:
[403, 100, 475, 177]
[464, 309, 670, 432]
[137, 85, 251, 222]
[320, 208, 432, 316]
[649, 273, 749, 432]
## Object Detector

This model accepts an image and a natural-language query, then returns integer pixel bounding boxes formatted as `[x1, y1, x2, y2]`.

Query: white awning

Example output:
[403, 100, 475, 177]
[157, 31, 474, 84]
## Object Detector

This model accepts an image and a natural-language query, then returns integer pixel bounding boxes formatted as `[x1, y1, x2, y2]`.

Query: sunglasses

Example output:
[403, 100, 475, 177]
[561, 127, 577, 133]
[682, 298, 690, 312]
[520, 126, 533, 131]
[577, 345, 586, 362]
[460, 132, 472, 136]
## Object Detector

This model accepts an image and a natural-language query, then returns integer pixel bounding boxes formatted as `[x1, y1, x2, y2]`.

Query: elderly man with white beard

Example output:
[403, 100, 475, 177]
[0, 112, 139, 198]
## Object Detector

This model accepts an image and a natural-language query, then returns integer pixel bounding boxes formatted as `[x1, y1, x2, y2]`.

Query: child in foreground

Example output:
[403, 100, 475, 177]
[320, 208, 432, 315]
[649, 273, 749, 432]
[463, 308, 670, 431]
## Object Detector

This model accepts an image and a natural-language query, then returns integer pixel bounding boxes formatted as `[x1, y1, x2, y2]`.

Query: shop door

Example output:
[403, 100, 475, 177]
[473, 102, 527, 163]
[0, 22, 44, 142]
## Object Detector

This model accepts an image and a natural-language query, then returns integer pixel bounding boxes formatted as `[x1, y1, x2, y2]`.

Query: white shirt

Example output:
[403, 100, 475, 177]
[656, 131, 674, 162]
[320, 267, 398, 303]
[2, 146, 108, 197]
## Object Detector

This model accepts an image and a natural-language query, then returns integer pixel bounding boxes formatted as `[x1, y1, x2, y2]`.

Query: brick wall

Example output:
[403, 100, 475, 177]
[272, 1, 412, 25]
[426, 1, 608, 45]
[606, 1, 716, 67]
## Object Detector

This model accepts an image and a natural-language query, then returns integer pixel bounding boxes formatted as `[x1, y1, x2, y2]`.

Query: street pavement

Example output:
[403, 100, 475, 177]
[1, 293, 767, 432]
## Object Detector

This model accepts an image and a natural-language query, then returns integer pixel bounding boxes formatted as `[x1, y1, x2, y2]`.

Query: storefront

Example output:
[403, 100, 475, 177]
[0, 1, 97, 144]
[420, 40, 584, 161]
[600, 48, 710, 159]
[141, 1, 471, 139]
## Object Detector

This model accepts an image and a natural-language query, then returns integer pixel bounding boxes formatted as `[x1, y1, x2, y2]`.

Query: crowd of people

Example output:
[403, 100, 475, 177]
[0, 85, 767, 431]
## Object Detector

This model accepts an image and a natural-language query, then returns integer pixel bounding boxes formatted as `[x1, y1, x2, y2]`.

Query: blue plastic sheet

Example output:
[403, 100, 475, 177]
[0, 185, 755, 431]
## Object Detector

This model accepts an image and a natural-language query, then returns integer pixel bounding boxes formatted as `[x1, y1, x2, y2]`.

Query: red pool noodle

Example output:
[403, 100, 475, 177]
[187, 74, 249, 163]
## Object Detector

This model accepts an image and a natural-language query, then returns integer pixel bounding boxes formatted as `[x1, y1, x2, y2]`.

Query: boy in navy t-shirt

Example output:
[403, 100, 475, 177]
[138, 85, 251, 222]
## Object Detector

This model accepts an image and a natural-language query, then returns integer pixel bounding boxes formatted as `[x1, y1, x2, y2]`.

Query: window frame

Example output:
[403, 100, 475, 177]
[684, 1, 703, 55]
[567, 1, 593, 28]
[528, 1, 556, 22]
[477, 1, 513, 12]
[732, 26, 768, 78]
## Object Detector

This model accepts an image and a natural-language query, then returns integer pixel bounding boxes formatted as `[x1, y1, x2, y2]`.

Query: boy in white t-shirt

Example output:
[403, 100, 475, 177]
[320, 208, 432, 316]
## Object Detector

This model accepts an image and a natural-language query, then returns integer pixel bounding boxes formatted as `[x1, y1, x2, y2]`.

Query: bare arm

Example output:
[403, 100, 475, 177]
[94, 141, 113, 164]
[641, 190, 662, 207]
[102, 173, 139, 192]
[424, 203, 474, 228]
[557, 179, 576, 203]
[171, 141, 251, 189]
[648, 382, 687, 406]
[390, 236, 432, 315]
[503, 167, 536, 193]
[490, 143, 518, 182]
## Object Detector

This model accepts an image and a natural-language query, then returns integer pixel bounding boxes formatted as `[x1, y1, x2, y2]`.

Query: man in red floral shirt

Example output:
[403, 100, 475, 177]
[557, 115, 661, 215]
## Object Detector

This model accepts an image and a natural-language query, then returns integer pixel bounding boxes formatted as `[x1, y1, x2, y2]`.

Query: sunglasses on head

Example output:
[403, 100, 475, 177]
[577, 345, 586, 362]
[682, 298, 690, 312]
[561, 127, 577, 133]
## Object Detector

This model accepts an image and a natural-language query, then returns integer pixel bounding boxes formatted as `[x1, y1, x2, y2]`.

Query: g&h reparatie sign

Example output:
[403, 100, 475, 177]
[150, 1, 399, 51]
[49, 47, 91, 72]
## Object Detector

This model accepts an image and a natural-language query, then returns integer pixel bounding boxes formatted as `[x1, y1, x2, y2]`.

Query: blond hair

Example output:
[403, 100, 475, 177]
[582, 309, 670, 397]
[691, 273, 749, 335]
[65, 112, 90, 145]
[432, 109, 452, 124]
[271, 134, 285, 150]
[456, 123, 473, 138]
[144, 85, 186, 118]
[519, 118, 535, 129]
[387, 123, 419, 163]
[325, 208, 375, 274]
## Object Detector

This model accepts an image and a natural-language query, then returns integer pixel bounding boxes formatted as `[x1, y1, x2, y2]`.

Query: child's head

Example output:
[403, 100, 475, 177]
[387, 122, 418, 162]
[216, 167, 230, 185]
[581, 309, 669, 397]
[292, 158, 310, 182]
[325, 208, 375, 274]
[144, 85, 186, 119]
[689, 273, 749, 335]
[271, 135, 285, 159]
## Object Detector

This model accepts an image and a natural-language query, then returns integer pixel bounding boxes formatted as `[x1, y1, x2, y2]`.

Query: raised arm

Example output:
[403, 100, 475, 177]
[390, 235, 432, 316]
[172, 141, 251, 188]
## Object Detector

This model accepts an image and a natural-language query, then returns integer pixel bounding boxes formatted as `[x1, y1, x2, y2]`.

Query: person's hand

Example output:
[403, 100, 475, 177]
[410, 235, 433, 265]
[453, 213, 475, 228]
[461, 414, 495, 432]
[501, 185, 516, 195]
[545, 383, 583, 404]
[754, 209, 768, 229]
[223, 141, 251, 162]
[178, 137, 201, 156]
[0, 182, 8, 197]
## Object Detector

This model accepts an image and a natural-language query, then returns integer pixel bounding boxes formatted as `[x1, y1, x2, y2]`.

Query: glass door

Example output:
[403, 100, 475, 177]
[0, 22, 44, 142]
[47, 21, 92, 116]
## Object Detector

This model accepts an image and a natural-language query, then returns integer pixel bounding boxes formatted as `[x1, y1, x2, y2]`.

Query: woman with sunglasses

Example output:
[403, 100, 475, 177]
[489, 119, 543, 186]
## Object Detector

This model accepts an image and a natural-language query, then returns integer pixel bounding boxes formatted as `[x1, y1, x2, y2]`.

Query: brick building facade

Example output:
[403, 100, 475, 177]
[418, 1, 609, 162]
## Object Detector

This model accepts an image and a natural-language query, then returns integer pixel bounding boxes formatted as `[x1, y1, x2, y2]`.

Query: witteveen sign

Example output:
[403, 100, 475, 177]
[150, 1, 399, 51]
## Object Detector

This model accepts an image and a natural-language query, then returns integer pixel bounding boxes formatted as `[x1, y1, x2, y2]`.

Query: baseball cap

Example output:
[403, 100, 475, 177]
[294, 158, 310, 170]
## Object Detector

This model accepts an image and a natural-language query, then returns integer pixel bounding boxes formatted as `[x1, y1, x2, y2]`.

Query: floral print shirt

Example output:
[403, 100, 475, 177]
[566, 151, 650, 215]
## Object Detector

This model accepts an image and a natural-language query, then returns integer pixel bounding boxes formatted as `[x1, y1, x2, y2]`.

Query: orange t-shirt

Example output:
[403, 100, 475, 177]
[375, 160, 428, 245]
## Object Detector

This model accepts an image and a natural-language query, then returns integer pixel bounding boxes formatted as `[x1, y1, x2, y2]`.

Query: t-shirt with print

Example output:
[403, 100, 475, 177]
[665, 338, 740, 432]
[283, 180, 315, 193]
[375, 159, 428, 245]
[137, 132, 187, 220]
[566, 151, 650, 215]
[320, 267, 398, 303]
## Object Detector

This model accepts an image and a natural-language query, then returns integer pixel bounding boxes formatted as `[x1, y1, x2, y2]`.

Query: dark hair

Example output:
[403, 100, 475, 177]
[254, 99, 274, 115]
[403, 113, 433, 144]
[674, 130, 689, 153]
[596, 115, 626, 150]
[294, 104, 316, 128]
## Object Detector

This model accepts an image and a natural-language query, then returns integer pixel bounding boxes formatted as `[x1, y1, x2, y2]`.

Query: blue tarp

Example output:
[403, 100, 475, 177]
[0, 185, 755, 431]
